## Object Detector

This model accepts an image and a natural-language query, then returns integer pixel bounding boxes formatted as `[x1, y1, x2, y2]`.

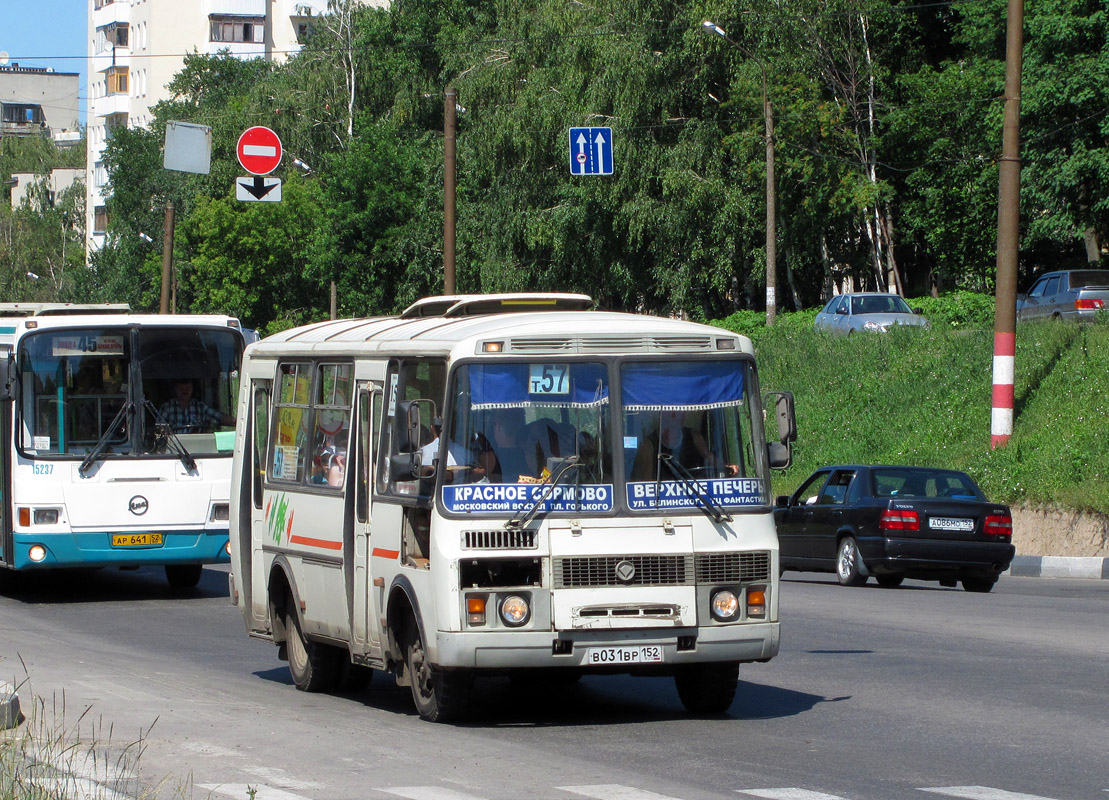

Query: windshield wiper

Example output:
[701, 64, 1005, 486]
[658, 454, 733, 524]
[142, 399, 197, 472]
[505, 456, 581, 530]
[79, 401, 133, 477]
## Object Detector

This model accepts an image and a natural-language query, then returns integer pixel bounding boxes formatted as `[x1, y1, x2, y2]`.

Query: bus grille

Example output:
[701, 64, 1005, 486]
[695, 551, 771, 584]
[554, 554, 693, 588]
[462, 529, 538, 550]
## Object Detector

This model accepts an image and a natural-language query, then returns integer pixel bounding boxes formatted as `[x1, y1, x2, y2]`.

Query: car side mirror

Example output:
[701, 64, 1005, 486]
[836, 306, 848, 315]
[775, 495, 790, 508]
[913, 307, 924, 315]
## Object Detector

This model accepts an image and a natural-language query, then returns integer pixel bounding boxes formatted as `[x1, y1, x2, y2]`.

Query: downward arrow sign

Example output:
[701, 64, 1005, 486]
[241, 176, 276, 199]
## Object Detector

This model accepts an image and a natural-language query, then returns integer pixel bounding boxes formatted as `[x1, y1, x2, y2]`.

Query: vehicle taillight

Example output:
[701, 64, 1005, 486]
[984, 514, 1013, 537]
[1075, 298, 1105, 311]
[880, 509, 920, 531]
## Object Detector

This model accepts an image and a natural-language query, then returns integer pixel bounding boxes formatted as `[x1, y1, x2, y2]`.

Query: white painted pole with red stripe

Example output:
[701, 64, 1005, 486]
[991, 0, 1024, 449]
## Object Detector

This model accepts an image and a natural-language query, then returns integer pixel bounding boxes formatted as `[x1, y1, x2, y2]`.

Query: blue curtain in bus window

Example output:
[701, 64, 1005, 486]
[621, 361, 744, 411]
[469, 363, 608, 409]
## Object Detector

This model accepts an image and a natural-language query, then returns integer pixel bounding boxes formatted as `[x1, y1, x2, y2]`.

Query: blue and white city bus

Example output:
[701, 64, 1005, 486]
[0, 306, 245, 588]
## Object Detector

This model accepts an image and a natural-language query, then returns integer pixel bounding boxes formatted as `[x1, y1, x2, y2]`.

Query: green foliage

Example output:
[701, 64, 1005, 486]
[911, 291, 996, 329]
[751, 317, 1109, 514]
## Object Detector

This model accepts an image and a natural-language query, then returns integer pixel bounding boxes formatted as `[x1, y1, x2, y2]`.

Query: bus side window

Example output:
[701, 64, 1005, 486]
[356, 388, 380, 523]
[251, 380, 271, 509]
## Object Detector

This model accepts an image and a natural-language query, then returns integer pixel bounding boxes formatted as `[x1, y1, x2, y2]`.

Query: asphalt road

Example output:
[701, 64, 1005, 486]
[1, 566, 1106, 800]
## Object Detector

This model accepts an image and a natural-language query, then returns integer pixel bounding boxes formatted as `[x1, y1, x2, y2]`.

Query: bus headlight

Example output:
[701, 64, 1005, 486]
[499, 594, 530, 627]
[710, 589, 740, 621]
[33, 508, 60, 525]
[28, 544, 47, 563]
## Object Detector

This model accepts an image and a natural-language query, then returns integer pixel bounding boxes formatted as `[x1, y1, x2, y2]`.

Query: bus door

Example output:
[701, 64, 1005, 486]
[0, 351, 11, 566]
[350, 384, 383, 654]
[247, 377, 273, 632]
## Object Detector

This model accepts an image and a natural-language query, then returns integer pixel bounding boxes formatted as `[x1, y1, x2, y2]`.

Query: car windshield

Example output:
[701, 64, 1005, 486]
[871, 468, 985, 500]
[852, 295, 913, 315]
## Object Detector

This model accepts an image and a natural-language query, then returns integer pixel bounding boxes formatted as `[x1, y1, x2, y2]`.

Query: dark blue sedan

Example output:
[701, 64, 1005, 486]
[774, 465, 1014, 592]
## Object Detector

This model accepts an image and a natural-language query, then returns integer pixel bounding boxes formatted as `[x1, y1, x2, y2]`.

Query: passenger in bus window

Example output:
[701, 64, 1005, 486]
[419, 417, 457, 477]
[159, 379, 234, 433]
[326, 445, 347, 487]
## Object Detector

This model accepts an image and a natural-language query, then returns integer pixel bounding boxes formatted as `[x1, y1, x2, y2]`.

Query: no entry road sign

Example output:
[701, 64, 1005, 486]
[237, 126, 283, 175]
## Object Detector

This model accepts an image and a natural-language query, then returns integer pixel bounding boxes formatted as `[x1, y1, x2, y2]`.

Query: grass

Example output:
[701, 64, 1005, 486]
[714, 304, 1109, 515]
[1, 664, 161, 800]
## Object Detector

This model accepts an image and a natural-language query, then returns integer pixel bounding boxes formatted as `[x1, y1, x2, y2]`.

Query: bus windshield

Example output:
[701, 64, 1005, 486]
[17, 325, 242, 458]
[440, 358, 767, 516]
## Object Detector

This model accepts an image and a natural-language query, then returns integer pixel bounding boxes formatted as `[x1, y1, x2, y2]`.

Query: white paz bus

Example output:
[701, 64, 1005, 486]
[229, 294, 796, 721]
[0, 305, 244, 588]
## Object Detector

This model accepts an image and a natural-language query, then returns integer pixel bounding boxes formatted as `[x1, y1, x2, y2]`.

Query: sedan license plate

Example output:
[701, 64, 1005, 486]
[111, 533, 164, 547]
[928, 517, 975, 532]
[586, 645, 664, 665]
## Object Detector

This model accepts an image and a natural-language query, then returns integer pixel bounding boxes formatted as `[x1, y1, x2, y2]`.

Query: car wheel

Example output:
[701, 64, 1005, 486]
[406, 619, 470, 723]
[836, 537, 868, 587]
[962, 575, 998, 593]
[876, 574, 904, 589]
[674, 662, 739, 715]
[286, 605, 340, 692]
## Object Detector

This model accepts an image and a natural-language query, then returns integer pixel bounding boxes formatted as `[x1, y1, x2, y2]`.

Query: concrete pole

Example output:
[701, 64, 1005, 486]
[764, 72, 777, 326]
[444, 87, 457, 296]
[991, 0, 1024, 449]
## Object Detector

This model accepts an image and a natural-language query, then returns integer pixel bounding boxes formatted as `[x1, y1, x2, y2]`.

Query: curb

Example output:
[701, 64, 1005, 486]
[1, 680, 21, 730]
[1006, 555, 1109, 580]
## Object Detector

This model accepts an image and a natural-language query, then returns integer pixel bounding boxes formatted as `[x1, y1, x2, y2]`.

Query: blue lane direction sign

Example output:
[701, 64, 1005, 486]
[569, 127, 614, 175]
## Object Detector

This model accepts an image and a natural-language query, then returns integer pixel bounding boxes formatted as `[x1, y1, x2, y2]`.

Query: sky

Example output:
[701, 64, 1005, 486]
[2, 0, 88, 120]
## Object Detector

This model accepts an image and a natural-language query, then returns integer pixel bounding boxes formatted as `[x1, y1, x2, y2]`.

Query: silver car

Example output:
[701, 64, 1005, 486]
[813, 292, 930, 334]
[1016, 270, 1109, 321]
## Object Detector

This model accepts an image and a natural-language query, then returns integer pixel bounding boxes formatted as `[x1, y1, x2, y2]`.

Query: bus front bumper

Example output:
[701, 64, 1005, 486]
[434, 622, 780, 670]
[7, 529, 231, 570]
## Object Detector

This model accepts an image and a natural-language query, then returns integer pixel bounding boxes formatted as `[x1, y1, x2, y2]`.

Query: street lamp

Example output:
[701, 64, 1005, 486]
[26, 271, 40, 280]
[703, 20, 778, 326]
[138, 232, 154, 244]
[292, 158, 312, 174]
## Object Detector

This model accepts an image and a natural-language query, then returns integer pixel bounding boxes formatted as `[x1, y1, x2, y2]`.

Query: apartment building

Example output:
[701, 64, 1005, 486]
[0, 62, 81, 144]
[86, 0, 381, 253]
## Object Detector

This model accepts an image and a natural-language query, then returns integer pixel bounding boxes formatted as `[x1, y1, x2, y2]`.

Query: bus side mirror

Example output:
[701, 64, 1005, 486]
[769, 391, 797, 443]
[393, 400, 421, 453]
[0, 356, 12, 401]
[390, 453, 420, 481]
[767, 441, 791, 470]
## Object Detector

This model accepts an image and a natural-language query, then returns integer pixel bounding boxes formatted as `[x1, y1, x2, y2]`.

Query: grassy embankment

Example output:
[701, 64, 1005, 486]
[713, 296, 1109, 515]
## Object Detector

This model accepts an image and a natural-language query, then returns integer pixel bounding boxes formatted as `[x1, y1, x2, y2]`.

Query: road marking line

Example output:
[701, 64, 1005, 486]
[558, 785, 685, 800]
[736, 790, 850, 800]
[920, 787, 1060, 800]
[198, 783, 315, 800]
[378, 788, 489, 800]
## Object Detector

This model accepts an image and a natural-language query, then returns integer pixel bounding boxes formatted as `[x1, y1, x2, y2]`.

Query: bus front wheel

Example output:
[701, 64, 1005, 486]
[165, 564, 202, 589]
[675, 662, 739, 715]
[405, 622, 470, 723]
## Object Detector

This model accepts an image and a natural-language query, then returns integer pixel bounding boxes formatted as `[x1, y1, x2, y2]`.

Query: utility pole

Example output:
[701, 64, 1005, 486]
[991, 0, 1024, 449]
[159, 201, 175, 314]
[443, 87, 457, 296]
[703, 21, 777, 325]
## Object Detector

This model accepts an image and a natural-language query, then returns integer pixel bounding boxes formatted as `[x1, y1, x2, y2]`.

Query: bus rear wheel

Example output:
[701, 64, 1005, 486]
[675, 662, 739, 715]
[406, 622, 470, 723]
[285, 607, 339, 692]
[165, 564, 202, 589]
